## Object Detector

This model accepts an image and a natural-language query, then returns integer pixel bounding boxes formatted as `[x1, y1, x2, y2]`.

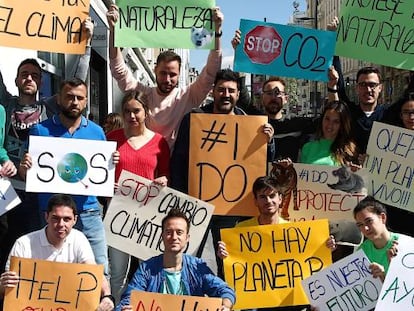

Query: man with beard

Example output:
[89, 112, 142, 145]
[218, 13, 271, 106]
[327, 65, 387, 154]
[0, 18, 94, 274]
[170, 69, 274, 279]
[17, 78, 116, 277]
[262, 77, 316, 162]
[107, 5, 223, 151]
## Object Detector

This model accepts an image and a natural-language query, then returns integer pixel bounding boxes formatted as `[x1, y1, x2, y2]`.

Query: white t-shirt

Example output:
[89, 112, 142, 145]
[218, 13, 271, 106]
[6, 227, 95, 271]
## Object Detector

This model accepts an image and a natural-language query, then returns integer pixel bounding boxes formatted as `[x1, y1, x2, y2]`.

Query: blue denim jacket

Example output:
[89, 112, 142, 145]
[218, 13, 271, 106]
[117, 254, 236, 310]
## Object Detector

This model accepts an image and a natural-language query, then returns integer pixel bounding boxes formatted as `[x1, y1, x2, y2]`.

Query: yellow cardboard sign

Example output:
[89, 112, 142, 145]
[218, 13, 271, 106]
[188, 114, 267, 216]
[4, 257, 103, 310]
[221, 219, 332, 309]
[131, 290, 223, 310]
[0, 0, 90, 54]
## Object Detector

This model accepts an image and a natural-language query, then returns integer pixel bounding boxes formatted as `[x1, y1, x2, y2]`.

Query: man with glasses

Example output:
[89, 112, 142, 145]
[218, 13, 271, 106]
[261, 77, 316, 162]
[327, 65, 387, 154]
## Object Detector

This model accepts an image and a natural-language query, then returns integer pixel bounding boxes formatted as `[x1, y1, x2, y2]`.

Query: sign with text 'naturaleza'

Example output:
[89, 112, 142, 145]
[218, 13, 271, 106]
[335, 1, 414, 70]
[234, 19, 336, 81]
[0, 0, 90, 54]
[115, 0, 215, 49]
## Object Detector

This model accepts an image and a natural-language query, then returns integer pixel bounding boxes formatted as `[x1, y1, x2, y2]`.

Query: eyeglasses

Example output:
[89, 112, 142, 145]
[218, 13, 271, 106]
[401, 110, 414, 117]
[357, 82, 381, 90]
[262, 88, 286, 97]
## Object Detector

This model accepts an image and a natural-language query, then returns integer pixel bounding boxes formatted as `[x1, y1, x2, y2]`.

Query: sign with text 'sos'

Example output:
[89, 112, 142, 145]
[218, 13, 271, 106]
[26, 136, 116, 197]
[336, 1, 414, 70]
[221, 219, 332, 309]
[234, 19, 336, 81]
[0, 0, 90, 54]
[188, 114, 267, 216]
[104, 170, 214, 261]
[4, 257, 103, 311]
[302, 250, 383, 311]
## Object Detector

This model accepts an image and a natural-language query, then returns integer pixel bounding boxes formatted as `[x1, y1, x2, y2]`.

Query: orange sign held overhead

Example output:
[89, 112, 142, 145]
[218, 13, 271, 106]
[0, 0, 90, 54]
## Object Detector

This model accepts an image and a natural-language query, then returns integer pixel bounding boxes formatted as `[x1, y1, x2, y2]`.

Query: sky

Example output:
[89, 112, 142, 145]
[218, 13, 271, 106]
[190, 0, 307, 72]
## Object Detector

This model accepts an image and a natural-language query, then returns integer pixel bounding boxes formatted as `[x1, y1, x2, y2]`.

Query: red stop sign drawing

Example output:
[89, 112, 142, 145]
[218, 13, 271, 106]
[244, 25, 283, 64]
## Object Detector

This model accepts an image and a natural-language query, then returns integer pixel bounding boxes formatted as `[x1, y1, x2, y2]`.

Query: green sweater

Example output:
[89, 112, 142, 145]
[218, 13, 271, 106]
[299, 138, 338, 166]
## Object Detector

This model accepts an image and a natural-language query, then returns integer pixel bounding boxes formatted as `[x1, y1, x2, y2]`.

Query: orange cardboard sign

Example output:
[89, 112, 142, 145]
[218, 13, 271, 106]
[130, 290, 223, 311]
[4, 257, 103, 310]
[0, 0, 90, 54]
[188, 114, 267, 215]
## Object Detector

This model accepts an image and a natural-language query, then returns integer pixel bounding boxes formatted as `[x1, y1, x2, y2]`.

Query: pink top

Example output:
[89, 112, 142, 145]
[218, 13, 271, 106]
[107, 128, 170, 182]
[109, 50, 222, 150]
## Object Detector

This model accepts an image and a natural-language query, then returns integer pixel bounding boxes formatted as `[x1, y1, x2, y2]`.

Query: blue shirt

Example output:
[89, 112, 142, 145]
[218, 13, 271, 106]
[29, 114, 106, 212]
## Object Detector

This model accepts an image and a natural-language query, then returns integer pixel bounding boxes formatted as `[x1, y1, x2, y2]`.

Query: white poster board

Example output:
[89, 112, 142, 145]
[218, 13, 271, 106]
[366, 122, 414, 212]
[271, 163, 369, 222]
[26, 136, 116, 196]
[0, 177, 21, 216]
[104, 170, 214, 260]
[302, 249, 383, 311]
[375, 235, 414, 311]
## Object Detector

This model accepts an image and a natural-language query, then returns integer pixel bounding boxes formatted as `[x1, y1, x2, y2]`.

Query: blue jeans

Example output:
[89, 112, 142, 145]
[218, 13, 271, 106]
[40, 209, 109, 276]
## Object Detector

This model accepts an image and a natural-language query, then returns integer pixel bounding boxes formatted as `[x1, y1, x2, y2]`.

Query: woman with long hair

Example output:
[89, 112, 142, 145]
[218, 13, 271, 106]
[299, 100, 358, 166]
[107, 91, 170, 303]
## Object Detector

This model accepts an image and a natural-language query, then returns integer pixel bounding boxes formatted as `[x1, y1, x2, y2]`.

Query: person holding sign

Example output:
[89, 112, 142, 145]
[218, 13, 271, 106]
[353, 196, 401, 282]
[107, 90, 170, 303]
[298, 100, 359, 166]
[0, 194, 114, 310]
[217, 175, 336, 311]
[0, 17, 94, 274]
[117, 209, 235, 311]
[107, 4, 223, 150]
[0, 105, 17, 178]
[231, 30, 316, 162]
[18, 78, 118, 277]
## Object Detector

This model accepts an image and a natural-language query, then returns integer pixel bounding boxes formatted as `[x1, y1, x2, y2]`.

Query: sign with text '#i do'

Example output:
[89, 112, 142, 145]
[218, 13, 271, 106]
[104, 170, 214, 261]
[26, 136, 116, 197]
[335, 0, 414, 70]
[115, 0, 216, 49]
[234, 19, 336, 82]
[302, 249, 383, 311]
[0, 0, 91, 54]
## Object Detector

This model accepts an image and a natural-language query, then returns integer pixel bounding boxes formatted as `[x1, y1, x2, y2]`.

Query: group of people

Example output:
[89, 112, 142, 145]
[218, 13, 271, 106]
[0, 4, 411, 311]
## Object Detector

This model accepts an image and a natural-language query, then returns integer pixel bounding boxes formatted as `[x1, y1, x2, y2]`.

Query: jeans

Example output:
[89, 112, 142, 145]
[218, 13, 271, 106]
[40, 208, 109, 276]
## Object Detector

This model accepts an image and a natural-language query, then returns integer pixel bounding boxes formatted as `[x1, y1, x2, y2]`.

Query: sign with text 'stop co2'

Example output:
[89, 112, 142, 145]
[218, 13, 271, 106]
[234, 19, 336, 82]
